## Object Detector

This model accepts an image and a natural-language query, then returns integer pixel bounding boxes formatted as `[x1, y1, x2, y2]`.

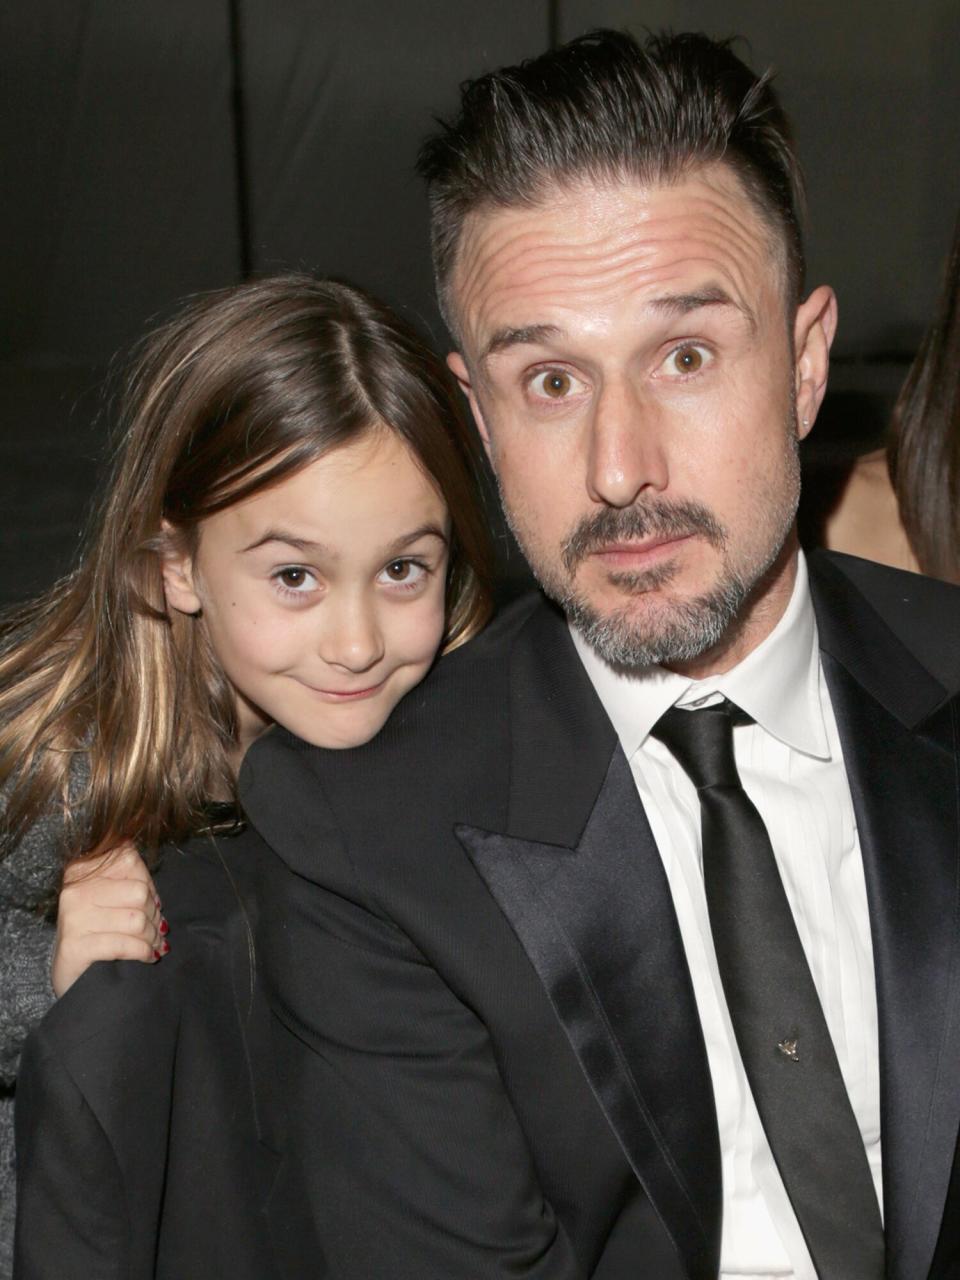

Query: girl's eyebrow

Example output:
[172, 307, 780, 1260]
[240, 529, 328, 555]
[382, 524, 450, 556]
[241, 524, 449, 557]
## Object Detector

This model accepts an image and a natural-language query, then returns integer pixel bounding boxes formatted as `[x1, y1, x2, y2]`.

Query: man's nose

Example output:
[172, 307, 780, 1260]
[585, 381, 669, 507]
[317, 596, 385, 674]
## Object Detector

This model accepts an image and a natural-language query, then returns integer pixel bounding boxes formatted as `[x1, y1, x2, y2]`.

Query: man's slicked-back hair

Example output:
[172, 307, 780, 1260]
[418, 29, 806, 335]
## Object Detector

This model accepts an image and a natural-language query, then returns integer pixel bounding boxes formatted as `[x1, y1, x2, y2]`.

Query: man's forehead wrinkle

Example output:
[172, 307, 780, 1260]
[472, 242, 762, 331]
[456, 179, 779, 354]
[465, 181, 770, 263]
[458, 217, 641, 311]
[489, 225, 763, 290]
[469, 239, 757, 316]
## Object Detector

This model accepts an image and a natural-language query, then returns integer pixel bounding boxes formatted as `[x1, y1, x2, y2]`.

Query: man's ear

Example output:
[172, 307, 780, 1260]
[793, 284, 838, 441]
[159, 520, 202, 616]
[447, 351, 493, 462]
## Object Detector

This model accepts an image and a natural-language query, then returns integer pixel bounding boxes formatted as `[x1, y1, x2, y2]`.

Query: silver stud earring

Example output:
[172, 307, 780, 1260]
[802, 418, 810, 427]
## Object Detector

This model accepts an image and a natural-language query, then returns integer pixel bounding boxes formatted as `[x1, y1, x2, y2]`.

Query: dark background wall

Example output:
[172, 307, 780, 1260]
[1, 0, 957, 605]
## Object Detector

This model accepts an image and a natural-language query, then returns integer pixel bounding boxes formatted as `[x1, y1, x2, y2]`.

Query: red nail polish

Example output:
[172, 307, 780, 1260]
[161, 940, 170, 955]
[155, 896, 162, 911]
[153, 949, 162, 960]
[159, 918, 169, 935]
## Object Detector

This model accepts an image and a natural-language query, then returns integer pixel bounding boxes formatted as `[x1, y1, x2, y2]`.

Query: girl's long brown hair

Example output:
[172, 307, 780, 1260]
[0, 275, 493, 874]
[890, 213, 960, 582]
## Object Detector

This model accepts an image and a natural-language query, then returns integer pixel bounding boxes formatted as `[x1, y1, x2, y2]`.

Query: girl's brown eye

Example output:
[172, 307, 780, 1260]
[275, 566, 317, 594]
[672, 346, 703, 374]
[378, 560, 427, 589]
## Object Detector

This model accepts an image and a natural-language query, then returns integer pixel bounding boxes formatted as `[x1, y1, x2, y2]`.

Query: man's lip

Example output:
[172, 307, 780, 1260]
[589, 533, 693, 564]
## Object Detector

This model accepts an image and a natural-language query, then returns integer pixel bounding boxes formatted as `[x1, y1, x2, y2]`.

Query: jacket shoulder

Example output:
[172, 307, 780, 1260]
[239, 594, 554, 889]
[811, 551, 960, 692]
[258, 590, 546, 767]
[409, 590, 544, 698]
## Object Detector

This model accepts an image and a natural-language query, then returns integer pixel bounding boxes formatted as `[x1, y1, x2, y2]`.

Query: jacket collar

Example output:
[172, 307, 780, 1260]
[505, 595, 618, 847]
[809, 552, 959, 1280]
[808, 551, 948, 728]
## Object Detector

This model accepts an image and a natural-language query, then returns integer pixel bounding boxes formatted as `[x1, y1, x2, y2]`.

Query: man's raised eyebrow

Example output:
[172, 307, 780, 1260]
[481, 323, 564, 363]
[646, 287, 757, 332]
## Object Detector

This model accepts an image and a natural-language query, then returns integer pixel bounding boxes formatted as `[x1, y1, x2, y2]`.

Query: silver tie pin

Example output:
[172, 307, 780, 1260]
[777, 1037, 800, 1061]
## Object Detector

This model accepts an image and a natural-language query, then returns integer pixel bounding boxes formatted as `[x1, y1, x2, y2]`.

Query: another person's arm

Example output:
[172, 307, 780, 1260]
[51, 845, 165, 997]
[0, 841, 164, 1085]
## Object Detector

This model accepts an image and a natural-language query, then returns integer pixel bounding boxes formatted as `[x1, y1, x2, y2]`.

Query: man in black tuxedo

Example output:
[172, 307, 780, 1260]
[242, 30, 960, 1279]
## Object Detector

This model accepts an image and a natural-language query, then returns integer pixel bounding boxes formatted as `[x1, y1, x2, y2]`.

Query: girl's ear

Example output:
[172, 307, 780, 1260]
[159, 520, 202, 616]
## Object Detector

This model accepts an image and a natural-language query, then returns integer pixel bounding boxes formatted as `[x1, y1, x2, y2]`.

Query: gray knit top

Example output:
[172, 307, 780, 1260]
[0, 802, 61, 1279]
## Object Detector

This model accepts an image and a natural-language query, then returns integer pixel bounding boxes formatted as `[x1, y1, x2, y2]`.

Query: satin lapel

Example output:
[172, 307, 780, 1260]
[812, 558, 960, 1280]
[502, 598, 618, 847]
[457, 602, 721, 1280]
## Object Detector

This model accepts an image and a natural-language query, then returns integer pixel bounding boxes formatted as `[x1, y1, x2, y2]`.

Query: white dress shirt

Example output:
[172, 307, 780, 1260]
[571, 553, 882, 1279]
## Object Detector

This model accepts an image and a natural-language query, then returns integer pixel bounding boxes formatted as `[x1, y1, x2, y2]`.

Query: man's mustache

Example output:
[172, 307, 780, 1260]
[561, 500, 727, 573]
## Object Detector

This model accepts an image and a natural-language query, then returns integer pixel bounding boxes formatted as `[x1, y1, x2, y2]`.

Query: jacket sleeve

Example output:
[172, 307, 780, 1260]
[0, 875, 56, 1087]
[13, 1031, 125, 1280]
[259, 851, 586, 1280]
[0, 770, 83, 1085]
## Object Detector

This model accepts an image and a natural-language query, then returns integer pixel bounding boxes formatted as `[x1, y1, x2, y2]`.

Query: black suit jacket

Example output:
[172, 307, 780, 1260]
[13, 828, 298, 1280]
[242, 552, 960, 1279]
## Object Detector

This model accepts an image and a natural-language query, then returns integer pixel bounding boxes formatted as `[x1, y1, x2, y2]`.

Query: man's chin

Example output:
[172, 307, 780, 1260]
[571, 567, 704, 621]
[561, 573, 748, 671]
[579, 555, 683, 600]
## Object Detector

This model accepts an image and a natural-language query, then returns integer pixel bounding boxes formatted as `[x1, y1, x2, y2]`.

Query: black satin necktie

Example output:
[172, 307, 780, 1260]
[651, 699, 884, 1279]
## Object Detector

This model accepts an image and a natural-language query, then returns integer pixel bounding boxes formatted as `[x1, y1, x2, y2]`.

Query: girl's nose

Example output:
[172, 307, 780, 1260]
[317, 599, 385, 674]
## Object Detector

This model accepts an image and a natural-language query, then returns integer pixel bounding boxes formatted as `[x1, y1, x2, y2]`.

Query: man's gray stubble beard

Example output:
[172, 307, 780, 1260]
[496, 457, 799, 672]
[562, 563, 750, 669]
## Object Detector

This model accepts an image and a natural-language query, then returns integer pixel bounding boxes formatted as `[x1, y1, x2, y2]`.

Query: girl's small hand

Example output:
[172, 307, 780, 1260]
[52, 844, 168, 997]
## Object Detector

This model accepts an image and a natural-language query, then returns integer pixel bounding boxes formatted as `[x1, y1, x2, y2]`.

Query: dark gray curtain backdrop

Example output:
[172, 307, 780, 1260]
[1, 0, 957, 604]
[0, 2, 549, 603]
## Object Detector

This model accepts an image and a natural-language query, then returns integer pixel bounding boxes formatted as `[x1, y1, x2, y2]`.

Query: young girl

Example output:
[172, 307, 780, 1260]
[1, 274, 493, 1276]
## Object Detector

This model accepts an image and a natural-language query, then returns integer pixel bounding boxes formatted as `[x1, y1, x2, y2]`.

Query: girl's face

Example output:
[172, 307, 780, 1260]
[162, 429, 451, 752]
